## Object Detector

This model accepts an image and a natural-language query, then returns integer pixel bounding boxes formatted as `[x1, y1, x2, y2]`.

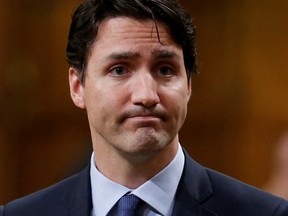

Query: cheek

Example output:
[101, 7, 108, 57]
[174, 88, 189, 119]
[175, 99, 188, 120]
[87, 86, 127, 118]
[162, 90, 188, 119]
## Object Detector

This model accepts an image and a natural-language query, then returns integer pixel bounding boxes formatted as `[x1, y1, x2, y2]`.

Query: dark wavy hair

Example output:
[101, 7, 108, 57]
[66, 0, 197, 83]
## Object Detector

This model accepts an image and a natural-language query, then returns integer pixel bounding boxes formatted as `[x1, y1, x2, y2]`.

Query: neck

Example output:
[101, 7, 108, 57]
[93, 139, 179, 188]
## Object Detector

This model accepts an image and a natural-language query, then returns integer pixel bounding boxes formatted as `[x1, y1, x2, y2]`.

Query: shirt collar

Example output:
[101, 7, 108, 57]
[90, 144, 184, 216]
[90, 157, 131, 216]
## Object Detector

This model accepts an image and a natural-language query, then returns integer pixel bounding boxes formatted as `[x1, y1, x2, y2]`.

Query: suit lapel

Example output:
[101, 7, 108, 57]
[65, 166, 93, 216]
[62, 150, 217, 216]
[172, 149, 217, 216]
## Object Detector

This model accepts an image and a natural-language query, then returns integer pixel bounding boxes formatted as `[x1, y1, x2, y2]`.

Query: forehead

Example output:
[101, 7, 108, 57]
[93, 16, 180, 50]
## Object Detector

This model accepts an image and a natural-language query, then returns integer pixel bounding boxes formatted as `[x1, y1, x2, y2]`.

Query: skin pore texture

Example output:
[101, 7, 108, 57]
[69, 17, 191, 188]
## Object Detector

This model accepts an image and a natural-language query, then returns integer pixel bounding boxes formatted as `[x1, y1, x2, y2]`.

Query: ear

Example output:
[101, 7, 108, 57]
[69, 67, 86, 109]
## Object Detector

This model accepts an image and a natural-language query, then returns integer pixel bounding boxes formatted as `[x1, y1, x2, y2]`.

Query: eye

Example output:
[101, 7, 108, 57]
[109, 65, 127, 76]
[158, 65, 174, 77]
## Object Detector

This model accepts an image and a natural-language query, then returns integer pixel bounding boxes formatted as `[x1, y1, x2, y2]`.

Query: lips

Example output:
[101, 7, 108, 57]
[127, 115, 161, 122]
[120, 108, 167, 123]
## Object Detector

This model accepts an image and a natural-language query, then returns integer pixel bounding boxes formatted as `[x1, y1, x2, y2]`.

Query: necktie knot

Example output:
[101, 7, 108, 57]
[117, 194, 141, 216]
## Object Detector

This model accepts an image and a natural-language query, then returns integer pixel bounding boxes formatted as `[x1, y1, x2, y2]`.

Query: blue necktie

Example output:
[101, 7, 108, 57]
[117, 194, 141, 216]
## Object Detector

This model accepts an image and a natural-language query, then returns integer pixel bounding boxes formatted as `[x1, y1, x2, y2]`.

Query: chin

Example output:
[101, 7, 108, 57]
[119, 129, 175, 157]
[131, 137, 171, 157]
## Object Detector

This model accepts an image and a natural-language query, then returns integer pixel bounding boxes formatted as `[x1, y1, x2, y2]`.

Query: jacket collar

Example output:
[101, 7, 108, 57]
[172, 149, 217, 216]
[65, 166, 92, 216]
[64, 149, 216, 216]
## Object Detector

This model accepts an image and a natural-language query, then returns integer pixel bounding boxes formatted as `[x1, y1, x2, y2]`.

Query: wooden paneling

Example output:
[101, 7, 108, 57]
[0, 0, 90, 203]
[1, 0, 288, 204]
[0, 0, 18, 204]
[180, 0, 288, 186]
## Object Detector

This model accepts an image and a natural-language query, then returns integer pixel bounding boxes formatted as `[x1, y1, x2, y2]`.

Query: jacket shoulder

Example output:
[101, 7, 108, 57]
[204, 168, 288, 215]
[180, 150, 288, 216]
[2, 166, 91, 216]
[0, 205, 3, 216]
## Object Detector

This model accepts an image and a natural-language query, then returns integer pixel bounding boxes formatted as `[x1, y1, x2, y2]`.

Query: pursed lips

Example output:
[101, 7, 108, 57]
[124, 115, 162, 128]
[120, 110, 167, 123]
[128, 115, 161, 120]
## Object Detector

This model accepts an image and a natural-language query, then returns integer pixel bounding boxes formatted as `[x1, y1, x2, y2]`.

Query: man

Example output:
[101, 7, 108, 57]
[1, 0, 288, 215]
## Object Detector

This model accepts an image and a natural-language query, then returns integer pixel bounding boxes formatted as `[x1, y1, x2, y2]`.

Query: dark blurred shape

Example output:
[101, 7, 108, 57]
[263, 130, 288, 200]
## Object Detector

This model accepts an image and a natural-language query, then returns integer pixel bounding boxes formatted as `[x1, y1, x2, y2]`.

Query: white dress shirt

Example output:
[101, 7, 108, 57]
[90, 144, 185, 216]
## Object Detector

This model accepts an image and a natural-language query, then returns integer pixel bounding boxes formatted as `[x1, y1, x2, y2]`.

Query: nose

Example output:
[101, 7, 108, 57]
[130, 72, 160, 107]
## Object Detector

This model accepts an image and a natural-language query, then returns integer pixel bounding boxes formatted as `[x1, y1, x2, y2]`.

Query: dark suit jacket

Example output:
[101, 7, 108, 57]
[1, 150, 288, 216]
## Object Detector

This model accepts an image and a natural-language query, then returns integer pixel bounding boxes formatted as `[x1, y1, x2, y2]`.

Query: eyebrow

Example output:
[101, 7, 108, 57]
[151, 49, 181, 59]
[104, 52, 140, 61]
[103, 49, 180, 62]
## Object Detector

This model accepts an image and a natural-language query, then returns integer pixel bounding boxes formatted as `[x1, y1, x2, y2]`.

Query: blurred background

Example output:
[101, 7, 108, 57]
[1, 0, 288, 204]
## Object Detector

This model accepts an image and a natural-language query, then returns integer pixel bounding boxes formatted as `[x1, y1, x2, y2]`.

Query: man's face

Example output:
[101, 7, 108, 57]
[69, 17, 191, 161]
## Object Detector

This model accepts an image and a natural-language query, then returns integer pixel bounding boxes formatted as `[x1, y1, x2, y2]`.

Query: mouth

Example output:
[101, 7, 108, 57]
[124, 116, 162, 129]
[127, 115, 161, 121]
[120, 109, 167, 124]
